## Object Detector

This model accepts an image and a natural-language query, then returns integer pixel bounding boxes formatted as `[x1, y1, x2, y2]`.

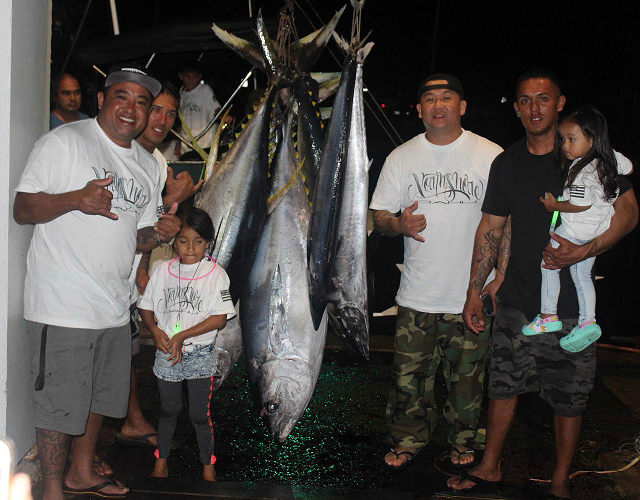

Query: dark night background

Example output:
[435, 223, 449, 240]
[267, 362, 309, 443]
[52, 0, 639, 342]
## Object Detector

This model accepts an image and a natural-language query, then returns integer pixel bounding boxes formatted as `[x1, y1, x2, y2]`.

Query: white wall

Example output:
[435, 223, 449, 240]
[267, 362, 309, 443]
[0, 0, 51, 459]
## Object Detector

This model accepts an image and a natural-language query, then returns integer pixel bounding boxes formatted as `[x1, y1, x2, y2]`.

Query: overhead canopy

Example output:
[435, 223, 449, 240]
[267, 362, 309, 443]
[74, 18, 278, 67]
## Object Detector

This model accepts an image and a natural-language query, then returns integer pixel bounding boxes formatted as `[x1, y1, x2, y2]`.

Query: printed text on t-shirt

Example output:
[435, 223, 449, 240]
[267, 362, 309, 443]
[407, 171, 485, 203]
[93, 167, 150, 213]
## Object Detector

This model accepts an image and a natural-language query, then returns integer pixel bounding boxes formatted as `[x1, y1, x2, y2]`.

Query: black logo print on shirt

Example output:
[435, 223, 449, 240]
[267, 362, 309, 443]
[161, 285, 204, 314]
[407, 171, 485, 204]
[93, 167, 150, 213]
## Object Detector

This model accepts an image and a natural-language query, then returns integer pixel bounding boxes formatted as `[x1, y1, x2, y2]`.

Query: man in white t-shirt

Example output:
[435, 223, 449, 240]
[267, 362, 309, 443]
[175, 64, 221, 157]
[13, 66, 181, 500]
[370, 74, 502, 470]
[116, 81, 203, 451]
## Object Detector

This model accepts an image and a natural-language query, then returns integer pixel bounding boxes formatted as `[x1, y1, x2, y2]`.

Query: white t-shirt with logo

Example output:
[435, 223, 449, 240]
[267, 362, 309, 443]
[180, 82, 220, 150]
[370, 130, 502, 314]
[128, 147, 170, 305]
[560, 150, 633, 240]
[137, 258, 236, 351]
[16, 118, 162, 328]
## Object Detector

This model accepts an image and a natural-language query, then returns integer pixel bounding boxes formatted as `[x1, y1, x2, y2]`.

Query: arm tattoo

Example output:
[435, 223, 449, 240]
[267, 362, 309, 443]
[470, 228, 501, 291]
[138, 251, 151, 271]
[36, 428, 71, 480]
[372, 210, 399, 237]
[136, 226, 159, 253]
[496, 216, 511, 276]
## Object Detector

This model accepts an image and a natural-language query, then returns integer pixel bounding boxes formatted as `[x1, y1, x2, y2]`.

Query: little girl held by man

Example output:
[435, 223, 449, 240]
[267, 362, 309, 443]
[522, 106, 633, 352]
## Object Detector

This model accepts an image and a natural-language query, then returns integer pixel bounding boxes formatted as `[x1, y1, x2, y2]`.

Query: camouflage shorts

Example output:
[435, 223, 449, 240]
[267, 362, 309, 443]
[489, 301, 595, 417]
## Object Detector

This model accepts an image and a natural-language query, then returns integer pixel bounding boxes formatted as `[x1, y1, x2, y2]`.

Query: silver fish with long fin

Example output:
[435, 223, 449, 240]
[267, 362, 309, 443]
[325, 34, 373, 359]
[306, 52, 358, 329]
[196, 86, 276, 302]
[241, 112, 328, 442]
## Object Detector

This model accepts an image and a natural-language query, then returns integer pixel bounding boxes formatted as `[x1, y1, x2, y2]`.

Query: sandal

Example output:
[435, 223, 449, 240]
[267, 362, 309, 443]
[450, 446, 475, 466]
[383, 447, 419, 471]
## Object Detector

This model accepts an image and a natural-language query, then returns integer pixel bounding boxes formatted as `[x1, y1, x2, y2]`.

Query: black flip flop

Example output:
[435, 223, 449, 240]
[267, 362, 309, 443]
[449, 470, 503, 493]
[115, 432, 157, 448]
[384, 447, 419, 471]
[62, 477, 127, 498]
[450, 446, 476, 468]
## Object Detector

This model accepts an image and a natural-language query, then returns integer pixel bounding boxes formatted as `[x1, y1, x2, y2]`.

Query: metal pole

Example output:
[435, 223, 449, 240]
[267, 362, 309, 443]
[430, 0, 441, 73]
[60, 0, 95, 74]
[194, 69, 254, 142]
[109, 0, 120, 35]
[145, 53, 156, 69]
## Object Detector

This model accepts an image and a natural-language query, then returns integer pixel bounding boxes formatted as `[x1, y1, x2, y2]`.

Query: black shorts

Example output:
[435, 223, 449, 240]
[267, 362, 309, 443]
[488, 301, 595, 417]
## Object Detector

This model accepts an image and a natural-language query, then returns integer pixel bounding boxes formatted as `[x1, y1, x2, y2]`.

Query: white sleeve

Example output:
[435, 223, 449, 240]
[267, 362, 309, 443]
[207, 267, 236, 319]
[15, 134, 70, 194]
[569, 169, 600, 206]
[137, 167, 163, 231]
[137, 265, 161, 311]
[369, 157, 401, 213]
[614, 151, 633, 175]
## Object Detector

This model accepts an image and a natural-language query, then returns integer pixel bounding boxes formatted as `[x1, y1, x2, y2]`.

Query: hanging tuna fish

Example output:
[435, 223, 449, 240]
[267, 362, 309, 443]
[307, 0, 373, 358]
[242, 111, 328, 442]
[202, 5, 343, 411]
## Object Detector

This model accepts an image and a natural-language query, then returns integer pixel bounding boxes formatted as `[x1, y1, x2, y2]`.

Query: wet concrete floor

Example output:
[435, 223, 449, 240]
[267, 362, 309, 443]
[29, 323, 639, 500]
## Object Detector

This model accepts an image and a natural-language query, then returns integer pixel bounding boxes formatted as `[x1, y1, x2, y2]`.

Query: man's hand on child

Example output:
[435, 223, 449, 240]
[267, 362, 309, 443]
[540, 192, 558, 212]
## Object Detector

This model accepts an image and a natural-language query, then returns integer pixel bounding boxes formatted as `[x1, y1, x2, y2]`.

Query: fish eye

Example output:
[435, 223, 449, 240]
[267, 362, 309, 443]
[266, 402, 279, 413]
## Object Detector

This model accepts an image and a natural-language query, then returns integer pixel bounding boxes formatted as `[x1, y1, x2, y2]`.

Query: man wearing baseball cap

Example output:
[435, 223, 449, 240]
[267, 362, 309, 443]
[370, 74, 503, 470]
[13, 65, 179, 499]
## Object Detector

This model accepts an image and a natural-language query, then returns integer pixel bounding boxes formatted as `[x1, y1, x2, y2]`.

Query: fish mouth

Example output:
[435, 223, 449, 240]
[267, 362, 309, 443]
[328, 303, 369, 359]
[259, 366, 313, 442]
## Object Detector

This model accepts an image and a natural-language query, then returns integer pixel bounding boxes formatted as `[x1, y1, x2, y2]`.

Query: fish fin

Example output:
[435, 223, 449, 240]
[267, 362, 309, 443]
[358, 41, 375, 63]
[332, 32, 350, 53]
[290, 5, 346, 72]
[266, 158, 305, 214]
[178, 111, 208, 162]
[211, 23, 268, 74]
[203, 105, 233, 181]
[366, 158, 373, 173]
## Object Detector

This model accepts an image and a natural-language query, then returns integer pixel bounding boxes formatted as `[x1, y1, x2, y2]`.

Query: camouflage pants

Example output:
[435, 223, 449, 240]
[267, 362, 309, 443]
[386, 306, 490, 450]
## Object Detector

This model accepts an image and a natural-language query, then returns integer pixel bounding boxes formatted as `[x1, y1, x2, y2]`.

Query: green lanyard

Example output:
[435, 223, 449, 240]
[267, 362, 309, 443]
[550, 195, 563, 231]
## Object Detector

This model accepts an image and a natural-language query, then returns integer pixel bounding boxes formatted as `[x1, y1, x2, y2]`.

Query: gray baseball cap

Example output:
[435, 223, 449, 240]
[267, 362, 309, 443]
[105, 65, 161, 97]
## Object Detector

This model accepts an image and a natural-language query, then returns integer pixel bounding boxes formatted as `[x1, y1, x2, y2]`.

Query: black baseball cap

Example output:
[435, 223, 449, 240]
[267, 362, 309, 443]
[417, 73, 465, 101]
[105, 64, 161, 97]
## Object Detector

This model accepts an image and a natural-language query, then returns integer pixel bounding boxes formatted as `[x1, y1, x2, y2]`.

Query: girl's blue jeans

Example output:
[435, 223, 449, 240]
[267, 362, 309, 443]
[540, 224, 596, 325]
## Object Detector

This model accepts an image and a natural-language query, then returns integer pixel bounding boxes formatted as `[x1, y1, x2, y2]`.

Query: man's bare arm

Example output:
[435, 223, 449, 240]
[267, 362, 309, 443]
[136, 202, 181, 253]
[135, 251, 152, 295]
[372, 201, 427, 242]
[481, 215, 511, 308]
[495, 215, 511, 278]
[544, 188, 638, 268]
[464, 213, 508, 333]
[372, 209, 401, 236]
[13, 178, 117, 225]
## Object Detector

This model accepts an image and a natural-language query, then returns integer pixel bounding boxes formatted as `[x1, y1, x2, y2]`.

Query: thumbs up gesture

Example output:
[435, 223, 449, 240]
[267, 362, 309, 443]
[155, 202, 181, 244]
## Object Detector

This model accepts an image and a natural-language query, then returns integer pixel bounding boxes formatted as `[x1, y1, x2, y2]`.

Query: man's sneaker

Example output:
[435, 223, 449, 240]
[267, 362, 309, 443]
[560, 321, 601, 352]
[521, 314, 563, 336]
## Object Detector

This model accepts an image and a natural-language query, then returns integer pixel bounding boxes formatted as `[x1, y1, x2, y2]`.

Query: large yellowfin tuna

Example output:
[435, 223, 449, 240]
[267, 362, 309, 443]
[241, 112, 328, 442]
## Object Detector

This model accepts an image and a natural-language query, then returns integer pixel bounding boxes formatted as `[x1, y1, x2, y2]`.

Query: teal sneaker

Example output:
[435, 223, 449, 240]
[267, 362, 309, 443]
[522, 314, 563, 336]
[560, 321, 601, 352]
